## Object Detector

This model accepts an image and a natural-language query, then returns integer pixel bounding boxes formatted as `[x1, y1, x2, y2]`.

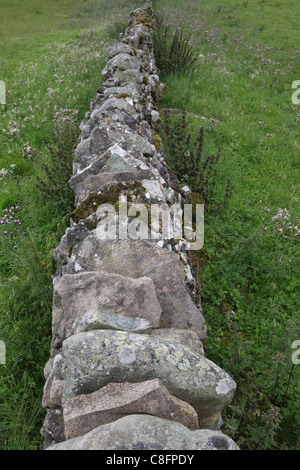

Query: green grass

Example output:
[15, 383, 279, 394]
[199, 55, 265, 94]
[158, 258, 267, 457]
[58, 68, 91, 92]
[0, 0, 142, 449]
[153, 0, 300, 450]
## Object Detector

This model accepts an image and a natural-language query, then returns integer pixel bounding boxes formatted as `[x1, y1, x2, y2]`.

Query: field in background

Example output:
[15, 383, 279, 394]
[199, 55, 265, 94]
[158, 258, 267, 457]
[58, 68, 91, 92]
[0, 0, 143, 449]
[153, 0, 300, 449]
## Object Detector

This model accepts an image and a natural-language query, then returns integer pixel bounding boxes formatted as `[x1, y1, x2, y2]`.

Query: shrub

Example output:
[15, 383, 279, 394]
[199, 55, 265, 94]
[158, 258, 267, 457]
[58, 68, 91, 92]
[35, 108, 78, 216]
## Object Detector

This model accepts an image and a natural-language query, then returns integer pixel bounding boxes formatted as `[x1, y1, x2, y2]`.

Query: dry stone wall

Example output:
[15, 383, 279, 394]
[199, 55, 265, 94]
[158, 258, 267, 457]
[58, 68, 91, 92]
[41, 1, 239, 450]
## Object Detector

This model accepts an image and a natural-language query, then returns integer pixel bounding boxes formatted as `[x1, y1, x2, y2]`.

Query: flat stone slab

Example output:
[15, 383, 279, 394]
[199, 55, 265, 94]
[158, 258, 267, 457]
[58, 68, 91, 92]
[61, 330, 236, 427]
[66, 238, 207, 340]
[70, 143, 150, 193]
[73, 171, 155, 204]
[106, 43, 136, 59]
[52, 271, 161, 343]
[63, 379, 199, 439]
[72, 309, 151, 335]
[47, 414, 240, 450]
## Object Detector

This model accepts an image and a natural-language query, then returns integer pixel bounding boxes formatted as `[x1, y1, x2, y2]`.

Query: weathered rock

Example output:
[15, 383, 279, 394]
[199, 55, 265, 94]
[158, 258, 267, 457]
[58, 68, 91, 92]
[52, 271, 161, 344]
[93, 97, 140, 120]
[117, 68, 144, 86]
[151, 328, 204, 356]
[63, 379, 199, 439]
[73, 125, 156, 173]
[72, 309, 151, 335]
[65, 238, 207, 340]
[42, 354, 64, 408]
[47, 414, 239, 450]
[61, 330, 236, 427]
[41, 0, 239, 451]
[72, 171, 156, 204]
[70, 144, 150, 192]
[141, 179, 165, 202]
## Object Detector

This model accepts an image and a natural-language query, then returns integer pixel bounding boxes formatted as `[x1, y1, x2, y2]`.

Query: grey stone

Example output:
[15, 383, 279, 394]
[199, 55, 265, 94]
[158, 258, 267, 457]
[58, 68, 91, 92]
[74, 123, 155, 171]
[117, 68, 144, 86]
[49, 380, 64, 408]
[142, 179, 165, 202]
[72, 171, 155, 204]
[103, 83, 141, 101]
[72, 309, 151, 335]
[105, 53, 141, 72]
[42, 354, 64, 409]
[52, 271, 161, 343]
[47, 414, 240, 450]
[61, 330, 236, 427]
[70, 144, 150, 196]
[42, 409, 65, 447]
[63, 379, 199, 439]
[93, 97, 140, 120]
[65, 238, 207, 340]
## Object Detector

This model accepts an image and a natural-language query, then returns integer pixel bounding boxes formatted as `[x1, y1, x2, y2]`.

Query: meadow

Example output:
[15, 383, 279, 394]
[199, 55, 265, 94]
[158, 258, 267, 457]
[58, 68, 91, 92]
[0, 0, 299, 450]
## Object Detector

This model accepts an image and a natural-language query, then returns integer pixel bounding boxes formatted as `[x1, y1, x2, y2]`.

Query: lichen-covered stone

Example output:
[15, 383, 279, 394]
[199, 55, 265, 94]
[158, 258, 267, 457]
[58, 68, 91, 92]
[61, 330, 236, 427]
[41, 0, 239, 451]
[47, 414, 239, 450]
[63, 379, 199, 439]
[106, 43, 135, 59]
[150, 328, 205, 356]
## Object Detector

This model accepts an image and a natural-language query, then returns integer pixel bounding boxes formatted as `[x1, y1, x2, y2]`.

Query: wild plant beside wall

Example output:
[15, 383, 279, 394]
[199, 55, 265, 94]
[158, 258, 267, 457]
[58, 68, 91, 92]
[160, 107, 234, 216]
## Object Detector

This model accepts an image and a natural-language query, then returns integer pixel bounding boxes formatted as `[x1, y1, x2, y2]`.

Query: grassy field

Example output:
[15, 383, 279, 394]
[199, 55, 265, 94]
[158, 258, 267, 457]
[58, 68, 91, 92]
[0, 0, 143, 449]
[153, 0, 300, 450]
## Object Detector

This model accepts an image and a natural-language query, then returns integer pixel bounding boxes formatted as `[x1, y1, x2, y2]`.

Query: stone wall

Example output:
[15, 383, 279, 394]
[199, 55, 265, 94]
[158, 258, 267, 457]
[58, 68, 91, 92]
[41, 1, 239, 450]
